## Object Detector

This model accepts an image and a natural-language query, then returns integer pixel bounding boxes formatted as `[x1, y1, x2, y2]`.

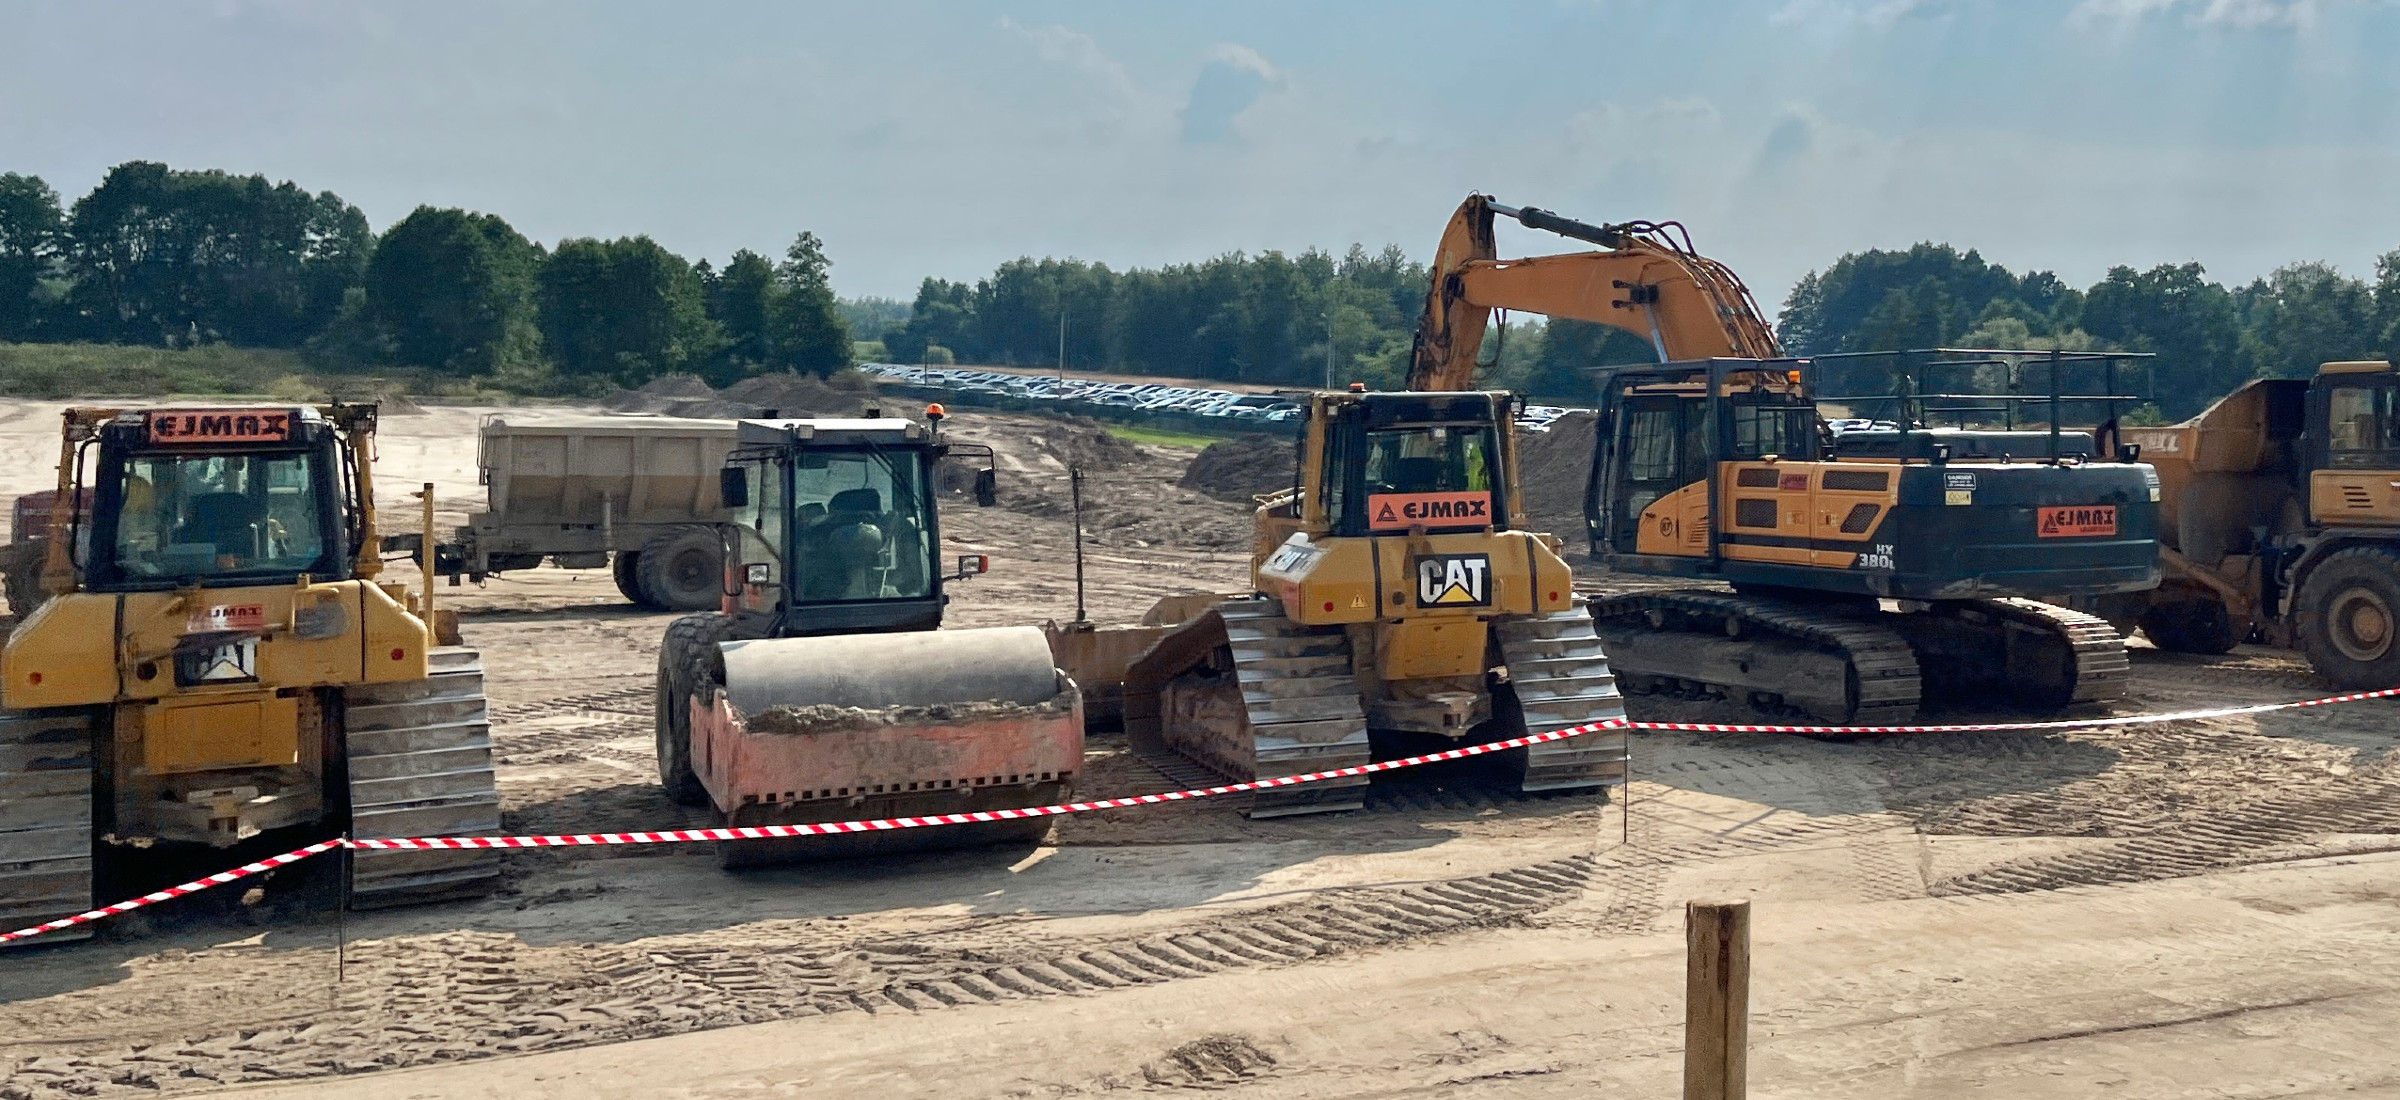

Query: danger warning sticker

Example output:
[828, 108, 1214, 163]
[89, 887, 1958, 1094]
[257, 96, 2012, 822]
[2038, 505, 2118, 538]
[1368, 491, 1492, 531]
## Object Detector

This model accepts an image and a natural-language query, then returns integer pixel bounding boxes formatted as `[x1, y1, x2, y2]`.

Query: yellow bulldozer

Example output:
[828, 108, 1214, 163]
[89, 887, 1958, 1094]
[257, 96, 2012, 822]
[2109, 360, 2400, 687]
[1118, 393, 1626, 816]
[0, 405, 497, 941]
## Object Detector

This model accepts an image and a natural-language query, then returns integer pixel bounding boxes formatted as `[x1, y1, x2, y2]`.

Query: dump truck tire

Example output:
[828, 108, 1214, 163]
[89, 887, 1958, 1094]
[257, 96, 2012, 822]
[612, 551, 650, 607]
[637, 527, 723, 613]
[655, 612, 731, 807]
[2296, 545, 2400, 689]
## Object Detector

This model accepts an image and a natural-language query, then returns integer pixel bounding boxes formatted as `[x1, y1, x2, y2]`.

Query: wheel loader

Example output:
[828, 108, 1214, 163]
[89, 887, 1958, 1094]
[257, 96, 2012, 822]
[0, 405, 498, 942]
[652, 408, 1086, 866]
[1415, 194, 2158, 723]
[2105, 360, 2400, 687]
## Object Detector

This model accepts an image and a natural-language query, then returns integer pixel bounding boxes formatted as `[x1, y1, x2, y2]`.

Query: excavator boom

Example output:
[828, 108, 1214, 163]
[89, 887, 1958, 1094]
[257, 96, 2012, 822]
[1409, 194, 1779, 392]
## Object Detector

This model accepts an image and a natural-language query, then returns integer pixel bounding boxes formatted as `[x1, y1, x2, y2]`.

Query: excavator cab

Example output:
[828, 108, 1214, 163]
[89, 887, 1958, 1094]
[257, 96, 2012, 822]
[1592, 363, 1820, 557]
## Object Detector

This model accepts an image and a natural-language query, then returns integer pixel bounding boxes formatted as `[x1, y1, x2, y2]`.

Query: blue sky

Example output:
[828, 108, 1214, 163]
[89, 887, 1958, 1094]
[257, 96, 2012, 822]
[4, 0, 2398, 309]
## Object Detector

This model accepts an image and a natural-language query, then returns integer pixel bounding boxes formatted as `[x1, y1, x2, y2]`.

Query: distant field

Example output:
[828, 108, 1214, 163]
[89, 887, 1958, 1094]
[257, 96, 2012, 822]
[0, 342, 319, 399]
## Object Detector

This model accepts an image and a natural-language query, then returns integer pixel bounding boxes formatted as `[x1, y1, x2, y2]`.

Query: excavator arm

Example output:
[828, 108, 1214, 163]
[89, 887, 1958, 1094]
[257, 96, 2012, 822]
[1408, 194, 1782, 391]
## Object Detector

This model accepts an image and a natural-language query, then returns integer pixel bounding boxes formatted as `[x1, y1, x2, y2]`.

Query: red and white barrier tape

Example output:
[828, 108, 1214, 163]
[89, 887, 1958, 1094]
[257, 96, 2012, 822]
[0, 839, 345, 946]
[9, 683, 2396, 947]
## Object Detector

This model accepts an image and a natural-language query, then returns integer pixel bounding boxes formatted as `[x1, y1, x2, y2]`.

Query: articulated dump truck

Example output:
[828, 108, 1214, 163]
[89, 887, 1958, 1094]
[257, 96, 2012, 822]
[654, 410, 1088, 867]
[2108, 360, 2400, 688]
[1, 405, 496, 942]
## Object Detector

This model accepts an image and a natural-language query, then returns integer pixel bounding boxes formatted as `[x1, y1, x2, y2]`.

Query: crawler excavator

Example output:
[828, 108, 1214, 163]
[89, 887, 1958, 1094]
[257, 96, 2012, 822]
[0, 405, 498, 942]
[1418, 194, 2158, 723]
[652, 408, 1085, 866]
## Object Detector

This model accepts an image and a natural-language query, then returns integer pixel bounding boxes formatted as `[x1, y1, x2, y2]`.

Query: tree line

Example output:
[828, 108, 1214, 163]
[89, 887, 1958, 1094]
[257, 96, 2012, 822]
[1777, 243, 2400, 420]
[5, 160, 2396, 416]
[0, 163, 852, 390]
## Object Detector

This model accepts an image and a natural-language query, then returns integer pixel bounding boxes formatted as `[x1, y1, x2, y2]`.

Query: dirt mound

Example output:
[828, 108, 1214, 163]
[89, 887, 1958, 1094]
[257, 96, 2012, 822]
[1515, 411, 1596, 542]
[1036, 418, 1145, 471]
[722, 373, 870, 419]
[1179, 434, 1293, 503]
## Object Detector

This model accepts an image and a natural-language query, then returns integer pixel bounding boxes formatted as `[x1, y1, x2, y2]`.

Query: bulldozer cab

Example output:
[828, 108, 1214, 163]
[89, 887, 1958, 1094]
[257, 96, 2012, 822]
[719, 417, 985, 637]
[76, 408, 358, 593]
[1308, 391, 1517, 538]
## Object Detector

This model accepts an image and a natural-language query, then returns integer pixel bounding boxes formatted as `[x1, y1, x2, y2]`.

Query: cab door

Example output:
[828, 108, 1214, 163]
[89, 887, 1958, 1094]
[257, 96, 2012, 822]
[2310, 374, 2400, 525]
[1603, 395, 1711, 557]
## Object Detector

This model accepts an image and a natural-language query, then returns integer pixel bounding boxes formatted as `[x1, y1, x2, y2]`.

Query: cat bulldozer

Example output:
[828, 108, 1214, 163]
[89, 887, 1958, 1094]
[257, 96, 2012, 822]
[1, 405, 497, 942]
[652, 409, 1086, 866]
[1119, 390, 1628, 818]
[2109, 360, 2400, 687]
[1417, 194, 2159, 723]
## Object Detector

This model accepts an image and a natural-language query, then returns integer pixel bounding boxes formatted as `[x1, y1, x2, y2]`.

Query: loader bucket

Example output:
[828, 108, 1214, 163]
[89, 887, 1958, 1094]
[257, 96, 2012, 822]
[689, 626, 1085, 867]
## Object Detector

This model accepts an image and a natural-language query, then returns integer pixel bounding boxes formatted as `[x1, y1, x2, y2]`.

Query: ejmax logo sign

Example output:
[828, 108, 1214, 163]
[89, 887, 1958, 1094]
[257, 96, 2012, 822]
[1415, 553, 1493, 608]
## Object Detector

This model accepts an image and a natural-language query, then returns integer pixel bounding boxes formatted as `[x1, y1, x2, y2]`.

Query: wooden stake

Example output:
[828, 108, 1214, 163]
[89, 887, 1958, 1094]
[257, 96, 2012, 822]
[1683, 899, 1750, 1100]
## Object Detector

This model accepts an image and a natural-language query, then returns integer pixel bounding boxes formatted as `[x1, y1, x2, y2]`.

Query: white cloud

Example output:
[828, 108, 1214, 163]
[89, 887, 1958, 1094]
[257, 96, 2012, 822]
[1206, 42, 1279, 80]
[1769, 0, 1936, 26]
[2069, 0, 2354, 27]
[997, 17, 1149, 104]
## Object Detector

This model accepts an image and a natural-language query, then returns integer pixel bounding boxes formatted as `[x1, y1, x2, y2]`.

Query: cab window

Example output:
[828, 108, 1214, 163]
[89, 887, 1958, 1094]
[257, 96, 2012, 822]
[788, 449, 935, 601]
[2325, 383, 2400, 468]
[106, 450, 332, 582]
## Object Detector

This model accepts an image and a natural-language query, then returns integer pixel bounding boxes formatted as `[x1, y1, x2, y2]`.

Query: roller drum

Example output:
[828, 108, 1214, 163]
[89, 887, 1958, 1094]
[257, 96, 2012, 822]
[719, 625, 1063, 715]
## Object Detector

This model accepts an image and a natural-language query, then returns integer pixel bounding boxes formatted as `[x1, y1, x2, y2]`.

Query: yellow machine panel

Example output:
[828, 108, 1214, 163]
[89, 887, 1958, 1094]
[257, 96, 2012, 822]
[1377, 618, 1489, 680]
[143, 694, 300, 775]
[2, 593, 120, 707]
[2310, 469, 2400, 525]
[1633, 481, 1713, 557]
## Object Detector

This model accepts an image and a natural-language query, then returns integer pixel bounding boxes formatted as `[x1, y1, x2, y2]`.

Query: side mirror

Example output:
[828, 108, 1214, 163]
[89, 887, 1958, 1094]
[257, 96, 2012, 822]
[719, 466, 749, 509]
[973, 468, 997, 508]
[950, 554, 990, 581]
[2119, 443, 2142, 464]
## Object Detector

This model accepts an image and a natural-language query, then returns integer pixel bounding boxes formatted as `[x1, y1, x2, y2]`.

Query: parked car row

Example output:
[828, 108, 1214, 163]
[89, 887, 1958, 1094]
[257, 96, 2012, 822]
[860, 364, 1590, 432]
[860, 364, 1308, 422]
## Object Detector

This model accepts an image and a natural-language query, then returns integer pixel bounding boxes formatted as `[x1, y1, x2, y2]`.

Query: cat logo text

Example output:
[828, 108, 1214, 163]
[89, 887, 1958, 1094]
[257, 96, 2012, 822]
[1414, 554, 1492, 609]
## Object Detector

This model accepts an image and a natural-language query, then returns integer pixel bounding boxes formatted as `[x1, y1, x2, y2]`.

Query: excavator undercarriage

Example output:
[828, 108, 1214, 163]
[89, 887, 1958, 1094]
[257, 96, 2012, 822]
[1587, 590, 2127, 725]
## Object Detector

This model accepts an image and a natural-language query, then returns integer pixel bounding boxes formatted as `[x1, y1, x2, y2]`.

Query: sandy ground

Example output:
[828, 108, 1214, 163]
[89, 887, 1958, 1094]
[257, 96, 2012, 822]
[5, 398, 2400, 1099]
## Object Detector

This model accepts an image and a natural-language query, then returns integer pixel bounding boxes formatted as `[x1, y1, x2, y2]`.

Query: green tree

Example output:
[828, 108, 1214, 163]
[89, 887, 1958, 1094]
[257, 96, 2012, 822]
[708, 248, 778, 378]
[536, 236, 723, 385]
[0, 174, 63, 341]
[2234, 262, 2378, 380]
[64, 161, 369, 347]
[2079, 263, 2242, 418]
[363, 206, 543, 374]
[766, 232, 851, 377]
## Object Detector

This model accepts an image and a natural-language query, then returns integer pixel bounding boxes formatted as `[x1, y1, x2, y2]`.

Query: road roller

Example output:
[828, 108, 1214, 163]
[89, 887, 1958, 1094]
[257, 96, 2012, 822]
[652, 408, 1085, 867]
